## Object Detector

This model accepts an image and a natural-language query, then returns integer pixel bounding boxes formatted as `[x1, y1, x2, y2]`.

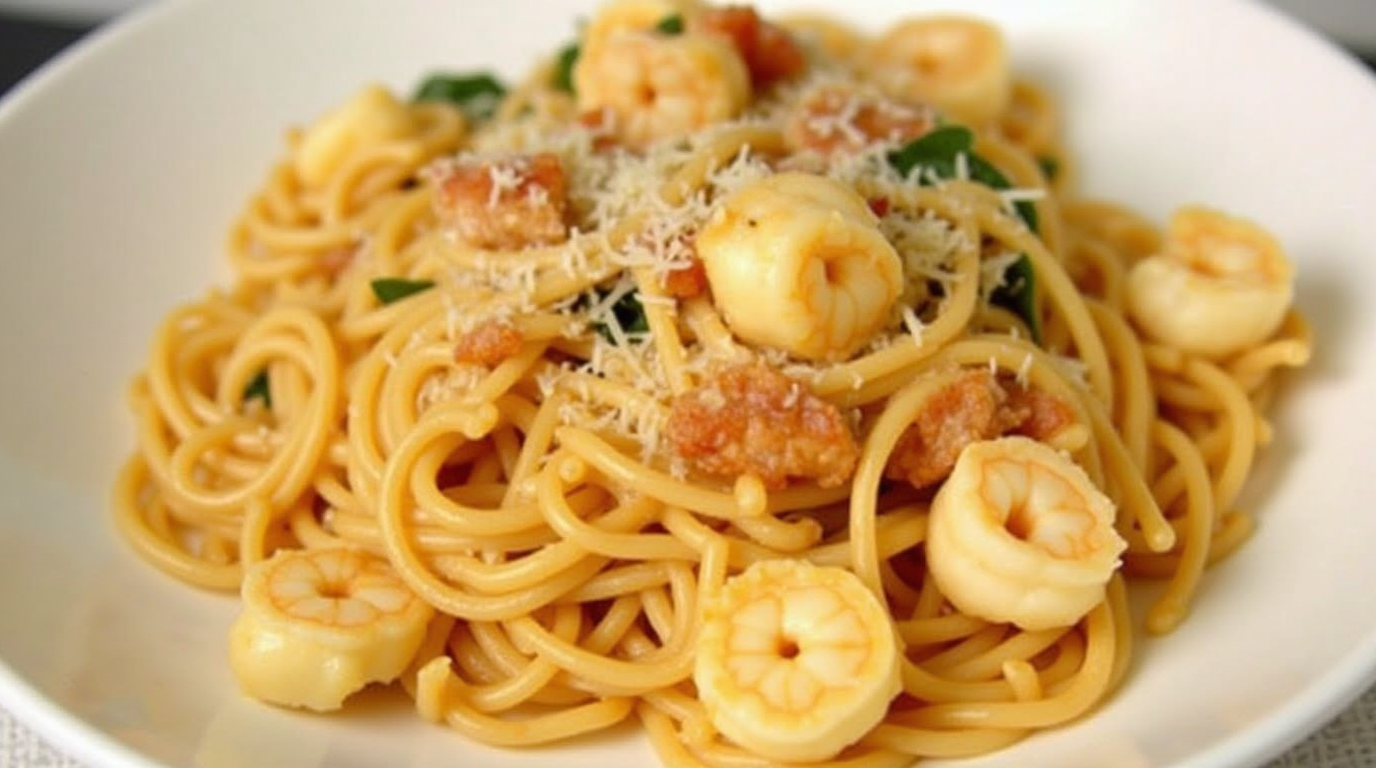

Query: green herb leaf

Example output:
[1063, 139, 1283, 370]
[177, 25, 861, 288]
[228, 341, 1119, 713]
[243, 369, 271, 409]
[610, 290, 649, 336]
[655, 13, 684, 34]
[580, 287, 649, 344]
[887, 126, 1038, 233]
[413, 73, 507, 122]
[966, 154, 1039, 234]
[553, 43, 580, 94]
[890, 126, 1042, 341]
[886, 125, 974, 178]
[1036, 155, 1060, 181]
[991, 255, 1042, 344]
[371, 277, 436, 305]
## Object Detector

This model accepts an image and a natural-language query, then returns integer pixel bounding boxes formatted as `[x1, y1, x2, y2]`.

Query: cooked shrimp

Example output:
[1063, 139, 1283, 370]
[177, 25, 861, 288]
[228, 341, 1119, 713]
[695, 559, 900, 763]
[574, 31, 751, 147]
[666, 361, 859, 489]
[432, 152, 569, 250]
[926, 436, 1126, 630]
[1127, 206, 1294, 358]
[695, 172, 903, 361]
[581, 0, 704, 58]
[228, 548, 433, 711]
[864, 16, 1010, 126]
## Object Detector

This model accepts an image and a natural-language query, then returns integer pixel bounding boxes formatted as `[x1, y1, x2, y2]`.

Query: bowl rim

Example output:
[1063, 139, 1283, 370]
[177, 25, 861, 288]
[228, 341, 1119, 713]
[2, 0, 1375, 766]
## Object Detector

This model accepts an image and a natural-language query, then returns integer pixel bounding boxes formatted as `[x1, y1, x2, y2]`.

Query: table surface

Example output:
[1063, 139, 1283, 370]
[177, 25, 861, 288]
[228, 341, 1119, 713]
[2, 8, 1375, 768]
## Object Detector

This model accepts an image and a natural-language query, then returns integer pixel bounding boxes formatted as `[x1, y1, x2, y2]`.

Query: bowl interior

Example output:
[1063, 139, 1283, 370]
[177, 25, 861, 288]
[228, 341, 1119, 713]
[1, 1, 1375, 766]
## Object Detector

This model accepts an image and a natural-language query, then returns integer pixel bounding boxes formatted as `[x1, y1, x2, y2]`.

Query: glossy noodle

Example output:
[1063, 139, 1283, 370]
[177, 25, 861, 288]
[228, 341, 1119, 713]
[113, 2, 1311, 764]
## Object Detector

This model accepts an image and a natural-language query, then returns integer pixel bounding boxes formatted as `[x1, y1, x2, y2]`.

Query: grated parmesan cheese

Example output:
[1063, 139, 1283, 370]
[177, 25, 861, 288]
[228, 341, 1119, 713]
[412, 64, 1058, 468]
[980, 250, 1024, 307]
[1016, 352, 1034, 386]
[1050, 354, 1090, 386]
[998, 187, 1046, 204]
[485, 157, 528, 208]
[954, 152, 970, 182]
[416, 366, 486, 412]
[900, 305, 926, 348]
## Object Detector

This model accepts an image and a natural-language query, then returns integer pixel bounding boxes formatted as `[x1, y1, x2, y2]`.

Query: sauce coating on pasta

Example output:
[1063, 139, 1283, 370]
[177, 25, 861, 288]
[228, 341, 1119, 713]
[113, 1, 1310, 764]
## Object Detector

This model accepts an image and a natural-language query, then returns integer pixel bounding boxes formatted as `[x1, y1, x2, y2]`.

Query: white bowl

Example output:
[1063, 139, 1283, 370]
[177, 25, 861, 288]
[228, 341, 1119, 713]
[7, 0, 1376, 54]
[2, 0, 1375, 766]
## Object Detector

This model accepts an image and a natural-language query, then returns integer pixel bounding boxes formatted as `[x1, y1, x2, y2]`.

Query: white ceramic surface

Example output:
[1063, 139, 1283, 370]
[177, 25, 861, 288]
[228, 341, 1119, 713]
[1, 1, 1374, 767]
[6, 0, 1376, 53]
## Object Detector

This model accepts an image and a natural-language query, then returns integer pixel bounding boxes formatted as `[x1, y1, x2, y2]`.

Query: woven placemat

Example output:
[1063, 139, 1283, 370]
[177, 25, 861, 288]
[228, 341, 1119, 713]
[0, 711, 79, 768]
[4, 683, 1375, 767]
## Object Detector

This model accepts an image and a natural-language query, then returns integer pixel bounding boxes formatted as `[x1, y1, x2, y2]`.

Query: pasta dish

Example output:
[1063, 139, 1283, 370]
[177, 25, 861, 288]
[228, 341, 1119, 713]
[113, 2, 1312, 764]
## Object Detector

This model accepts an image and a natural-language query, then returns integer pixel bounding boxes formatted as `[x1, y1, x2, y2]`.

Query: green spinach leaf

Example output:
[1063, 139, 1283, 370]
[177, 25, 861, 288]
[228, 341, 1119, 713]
[1036, 155, 1060, 182]
[655, 14, 684, 34]
[889, 126, 1042, 341]
[371, 277, 436, 305]
[413, 73, 506, 122]
[243, 369, 271, 408]
[993, 256, 1041, 343]
[581, 287, 648, 343]
[887, 125, 1038, 233]
[553, 43, 580, 94]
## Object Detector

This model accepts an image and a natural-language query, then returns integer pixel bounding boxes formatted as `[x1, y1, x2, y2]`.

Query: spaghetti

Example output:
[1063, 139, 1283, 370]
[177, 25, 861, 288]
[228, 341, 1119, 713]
[113, 2, 1311, 764]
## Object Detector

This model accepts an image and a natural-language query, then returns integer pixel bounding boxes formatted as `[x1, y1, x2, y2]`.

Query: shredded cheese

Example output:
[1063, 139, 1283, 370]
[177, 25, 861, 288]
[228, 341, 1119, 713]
[900, 306, 926, 348]
[485, 157, 528, 208]
[980, 250, 1024, 307]
[1016, 352, 1034, 386]
[418, 70, 1053, 466]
